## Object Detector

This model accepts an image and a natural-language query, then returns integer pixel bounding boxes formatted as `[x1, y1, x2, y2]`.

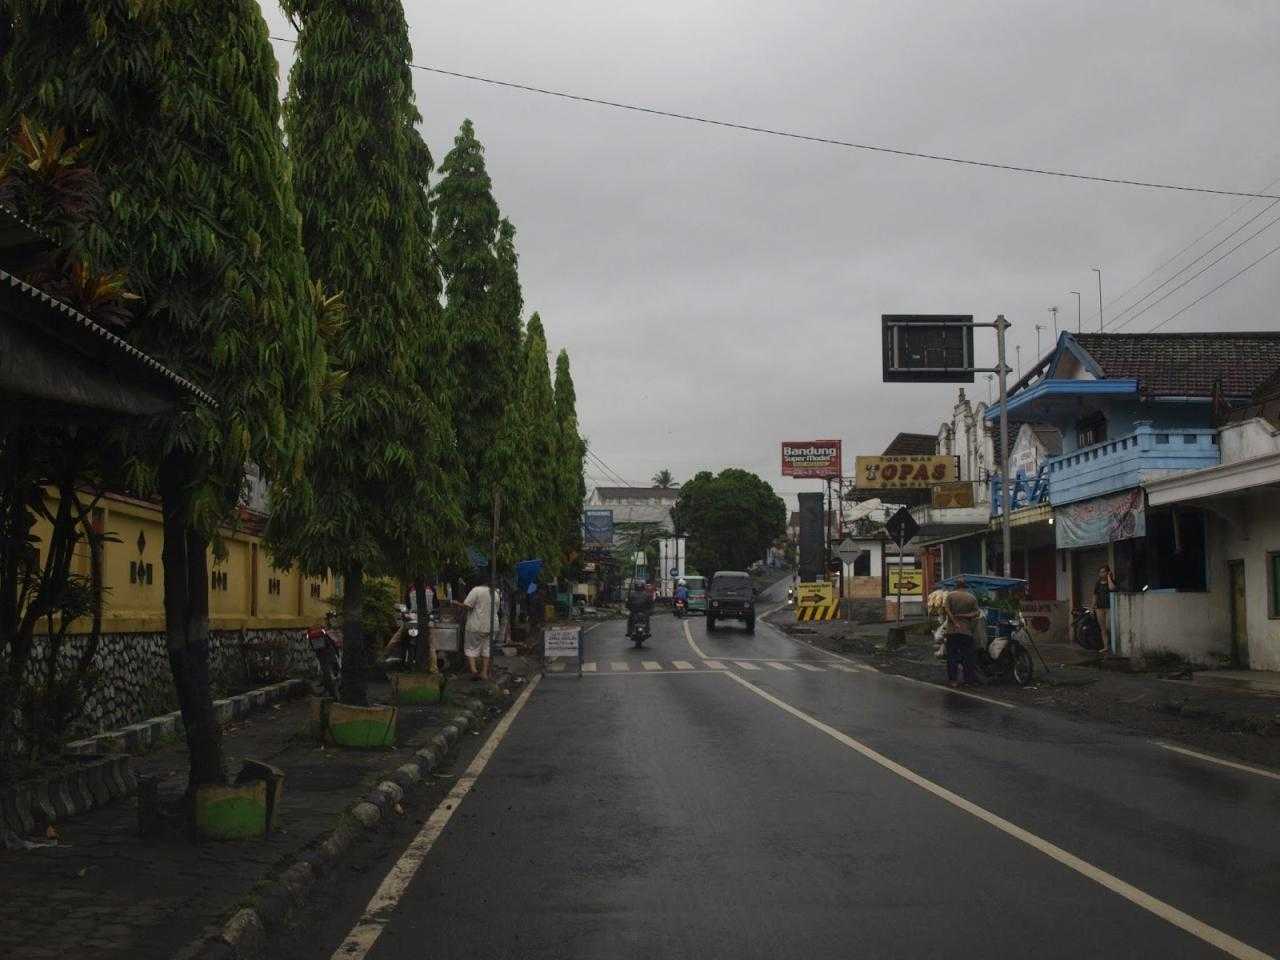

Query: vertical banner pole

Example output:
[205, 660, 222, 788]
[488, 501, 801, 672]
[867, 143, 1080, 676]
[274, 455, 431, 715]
[995, 315, 1013, 579]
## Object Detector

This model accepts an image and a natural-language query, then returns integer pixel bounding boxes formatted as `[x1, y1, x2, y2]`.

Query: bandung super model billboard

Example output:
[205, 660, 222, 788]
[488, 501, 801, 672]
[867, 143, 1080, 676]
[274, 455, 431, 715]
[781, 440, 842, 479]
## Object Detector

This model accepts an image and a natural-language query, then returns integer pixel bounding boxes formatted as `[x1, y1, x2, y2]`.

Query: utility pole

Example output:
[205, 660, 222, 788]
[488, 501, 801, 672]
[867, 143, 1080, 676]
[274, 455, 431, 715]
[1034, 323, 1044, 357]
[1092, 268, 1104, 331]
[489, 487, 500, 652]
[1069, 292, 1082, 333]
[1048, 306, 1058, 338]
[986, 374, 993, 403]
[1016, 344, 1022, 379]
[995, 315, 1013, 578]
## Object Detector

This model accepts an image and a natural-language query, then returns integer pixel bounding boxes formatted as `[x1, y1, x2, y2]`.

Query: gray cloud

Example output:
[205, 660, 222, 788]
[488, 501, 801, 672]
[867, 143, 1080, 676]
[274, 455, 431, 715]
[260, 0, 1280, 506]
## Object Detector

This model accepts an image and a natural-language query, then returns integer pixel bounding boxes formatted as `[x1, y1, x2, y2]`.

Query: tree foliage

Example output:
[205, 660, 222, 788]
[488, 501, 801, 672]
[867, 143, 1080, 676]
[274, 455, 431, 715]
[4, 0, 326, 788]
[518, 314, 559, 569]
[553, 350, 587, 571]
[276, 0, 462, 704]
[671, 469, 786, 574]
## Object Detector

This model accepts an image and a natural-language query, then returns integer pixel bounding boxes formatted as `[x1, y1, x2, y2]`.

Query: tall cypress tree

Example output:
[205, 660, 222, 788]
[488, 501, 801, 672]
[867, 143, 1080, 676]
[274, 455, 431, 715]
[553, 350, 587, 572]
[278, 0, 462, 704]
[3, 1, 325, 789]
[520, 314, 560, 570]
[431, 119, 509, 549]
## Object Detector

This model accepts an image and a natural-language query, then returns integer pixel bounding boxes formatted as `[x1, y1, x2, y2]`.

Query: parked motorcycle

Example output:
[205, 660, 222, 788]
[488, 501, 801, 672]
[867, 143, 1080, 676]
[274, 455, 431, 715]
[383, 605, 423, 671]
[306, 611, 343, 698]
[1071, 607, 1104, 651]
[976, 615, 1036, 686]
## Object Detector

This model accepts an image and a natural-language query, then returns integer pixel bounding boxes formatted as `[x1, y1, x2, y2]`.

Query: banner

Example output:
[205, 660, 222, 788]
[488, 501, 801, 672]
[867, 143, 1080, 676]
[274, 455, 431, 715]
[781, 440, 842, 478]
[1054, 489, 1145, 549]
[855, 455, 959, 489]
[582, 509, 614, 548]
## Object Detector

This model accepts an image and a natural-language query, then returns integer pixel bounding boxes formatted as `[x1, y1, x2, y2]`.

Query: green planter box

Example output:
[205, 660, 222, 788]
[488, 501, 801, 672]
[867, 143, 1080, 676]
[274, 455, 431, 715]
[391, 672, 444, 705]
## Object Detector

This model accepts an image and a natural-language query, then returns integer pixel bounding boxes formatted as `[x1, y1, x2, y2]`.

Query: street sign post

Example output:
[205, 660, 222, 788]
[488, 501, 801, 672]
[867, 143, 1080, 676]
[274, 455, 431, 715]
[885, 506, 920, 623]
[882, 314, 1015, 579]
[834, 539, 862, 562]
[542, 624, 584, 677]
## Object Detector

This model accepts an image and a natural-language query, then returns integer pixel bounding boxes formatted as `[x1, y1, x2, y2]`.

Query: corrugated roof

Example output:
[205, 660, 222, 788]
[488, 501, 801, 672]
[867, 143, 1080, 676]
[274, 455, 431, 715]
[592, 486, 680, 501]
[1074, 333, 1280, 399]
[882, 432, 937, 455]
[1, 267, 215, 407]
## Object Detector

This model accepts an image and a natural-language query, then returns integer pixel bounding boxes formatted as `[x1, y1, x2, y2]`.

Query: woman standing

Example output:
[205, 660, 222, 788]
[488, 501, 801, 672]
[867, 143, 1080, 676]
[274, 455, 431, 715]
[1094, 565, 1116, 655]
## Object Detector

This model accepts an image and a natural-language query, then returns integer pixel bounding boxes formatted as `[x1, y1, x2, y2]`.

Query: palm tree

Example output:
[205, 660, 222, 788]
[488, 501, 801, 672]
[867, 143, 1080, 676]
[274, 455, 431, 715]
[651, 469, 676, 488]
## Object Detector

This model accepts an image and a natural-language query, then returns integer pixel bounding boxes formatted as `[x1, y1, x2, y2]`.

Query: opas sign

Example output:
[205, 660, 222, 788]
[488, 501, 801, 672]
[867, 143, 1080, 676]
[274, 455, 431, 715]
[855, 454, 959, 489]
[781, 440, 842, 478]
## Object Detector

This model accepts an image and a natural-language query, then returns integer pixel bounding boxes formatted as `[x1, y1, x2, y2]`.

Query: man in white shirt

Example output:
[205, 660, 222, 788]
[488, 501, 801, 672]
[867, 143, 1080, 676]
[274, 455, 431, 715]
[462, 576, 500, 681]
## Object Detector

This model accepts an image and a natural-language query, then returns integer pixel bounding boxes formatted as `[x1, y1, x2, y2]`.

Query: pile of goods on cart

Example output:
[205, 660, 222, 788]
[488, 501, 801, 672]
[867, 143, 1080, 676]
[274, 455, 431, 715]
[927, 574, 1041, 686]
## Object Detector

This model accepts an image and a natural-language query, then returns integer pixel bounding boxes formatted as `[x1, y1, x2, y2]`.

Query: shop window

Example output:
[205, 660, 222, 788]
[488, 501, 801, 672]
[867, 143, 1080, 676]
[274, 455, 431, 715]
[1076, 412, 1107, 449]
[1269, 552, 1280, 619]
[1144, 509, 1207, 591]
[853, 550, 871, 577]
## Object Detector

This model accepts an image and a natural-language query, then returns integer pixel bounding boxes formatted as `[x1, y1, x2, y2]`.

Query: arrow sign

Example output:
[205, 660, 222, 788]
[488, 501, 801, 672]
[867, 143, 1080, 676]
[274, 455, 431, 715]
[886, 507, 920, 548]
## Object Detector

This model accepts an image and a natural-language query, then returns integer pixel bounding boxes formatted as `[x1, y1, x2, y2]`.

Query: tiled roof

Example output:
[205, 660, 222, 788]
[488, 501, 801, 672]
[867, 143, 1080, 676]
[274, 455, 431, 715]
[1074, 333, 1280, 399]
[882, 432, 937, 456]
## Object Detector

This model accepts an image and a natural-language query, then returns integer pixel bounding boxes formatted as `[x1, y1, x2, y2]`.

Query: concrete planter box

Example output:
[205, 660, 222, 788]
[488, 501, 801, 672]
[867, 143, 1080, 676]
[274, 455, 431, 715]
[311, 698, 397, 749]
[390, 672, 444, 705]
[194, 780, 269, 841]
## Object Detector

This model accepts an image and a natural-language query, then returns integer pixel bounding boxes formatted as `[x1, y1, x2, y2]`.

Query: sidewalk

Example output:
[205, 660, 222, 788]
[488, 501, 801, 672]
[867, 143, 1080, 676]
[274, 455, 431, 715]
[0, 660, 533, 960]
[767, 607, 1280, 770]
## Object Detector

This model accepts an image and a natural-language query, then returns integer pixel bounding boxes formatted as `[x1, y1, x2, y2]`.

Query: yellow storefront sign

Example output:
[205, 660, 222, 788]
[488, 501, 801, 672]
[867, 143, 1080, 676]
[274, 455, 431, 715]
[887, 567, 923, 596]
[855, 455, 959, 489]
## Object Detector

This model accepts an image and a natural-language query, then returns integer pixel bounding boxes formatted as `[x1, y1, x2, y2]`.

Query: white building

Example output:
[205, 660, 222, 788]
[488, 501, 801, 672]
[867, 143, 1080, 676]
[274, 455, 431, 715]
[584, 486, 679, 539]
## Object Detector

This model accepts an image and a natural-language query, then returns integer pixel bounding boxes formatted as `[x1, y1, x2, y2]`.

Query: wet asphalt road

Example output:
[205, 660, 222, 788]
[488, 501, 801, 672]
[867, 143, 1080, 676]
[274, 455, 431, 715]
[314, 579, 1280, 960]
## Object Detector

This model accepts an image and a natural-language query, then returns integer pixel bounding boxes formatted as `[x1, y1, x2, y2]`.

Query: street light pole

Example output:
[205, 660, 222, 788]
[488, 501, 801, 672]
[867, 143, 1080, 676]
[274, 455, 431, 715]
[1069, 291, 1082, 333]
[1048, 306, 1058, 339]
[1091, 268, 1104, 331]
[995, 315, 1013, 578]
[1034, 323, 1043, 357]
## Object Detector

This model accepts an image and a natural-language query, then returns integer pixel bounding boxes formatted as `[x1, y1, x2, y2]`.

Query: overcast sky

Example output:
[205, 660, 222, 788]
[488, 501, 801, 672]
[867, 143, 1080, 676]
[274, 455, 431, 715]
[259, 0, 1280, 508]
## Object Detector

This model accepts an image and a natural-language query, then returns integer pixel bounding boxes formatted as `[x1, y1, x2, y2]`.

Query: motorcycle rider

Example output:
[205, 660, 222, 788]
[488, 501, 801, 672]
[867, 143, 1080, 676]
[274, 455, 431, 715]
[673, 578, 689, 613]
[627, 579, 654, 635]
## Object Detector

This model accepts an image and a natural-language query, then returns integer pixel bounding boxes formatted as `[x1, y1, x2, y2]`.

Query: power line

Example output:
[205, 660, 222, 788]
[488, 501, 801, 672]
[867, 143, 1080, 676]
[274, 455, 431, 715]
[1106, 211, 1280, 332]
[1093, 175, 1280, 322]
[266, 35, 1278, 201]
[1147, 241, 1280, 333]
[1106, 197, 1280, 331]
[585, 447, 634, 488]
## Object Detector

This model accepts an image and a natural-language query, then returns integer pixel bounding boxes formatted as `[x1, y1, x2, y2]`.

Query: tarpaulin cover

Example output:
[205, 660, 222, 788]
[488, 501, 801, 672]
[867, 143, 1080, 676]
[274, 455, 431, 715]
[515, 559, 544, 590]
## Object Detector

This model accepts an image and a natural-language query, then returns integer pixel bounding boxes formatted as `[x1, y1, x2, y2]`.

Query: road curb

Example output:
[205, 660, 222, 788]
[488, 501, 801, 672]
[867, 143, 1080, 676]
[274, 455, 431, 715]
[175, 695, 491, 960]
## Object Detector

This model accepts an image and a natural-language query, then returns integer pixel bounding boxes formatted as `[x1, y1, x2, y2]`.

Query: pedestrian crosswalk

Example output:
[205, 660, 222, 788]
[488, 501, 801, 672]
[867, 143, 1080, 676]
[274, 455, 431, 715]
[546, 658, 869, 675]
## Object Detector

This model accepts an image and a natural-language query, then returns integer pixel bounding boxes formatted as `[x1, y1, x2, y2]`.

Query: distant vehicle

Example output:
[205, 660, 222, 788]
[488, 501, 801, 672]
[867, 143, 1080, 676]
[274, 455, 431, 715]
[706, 571, 756, 633]
[683, 575, 708, 614]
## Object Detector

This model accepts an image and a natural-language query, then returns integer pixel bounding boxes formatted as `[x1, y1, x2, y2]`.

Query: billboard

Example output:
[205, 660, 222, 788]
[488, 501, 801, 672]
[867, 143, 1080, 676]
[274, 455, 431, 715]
[931, 481, 975, 509]
[882, 315, 975, 383]
[582, 509, 614, 548]
[781, 440, 842, 479]
[855, 455, 959, 489]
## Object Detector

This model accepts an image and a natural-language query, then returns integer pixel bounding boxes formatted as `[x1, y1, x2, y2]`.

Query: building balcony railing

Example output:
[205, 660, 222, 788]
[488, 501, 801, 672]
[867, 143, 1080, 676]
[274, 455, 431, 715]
[1044, 421, 1219, 506]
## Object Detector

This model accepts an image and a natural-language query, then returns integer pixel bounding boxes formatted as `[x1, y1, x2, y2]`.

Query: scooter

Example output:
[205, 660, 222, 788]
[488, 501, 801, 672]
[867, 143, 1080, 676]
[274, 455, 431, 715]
[627, 611, 651, 648]
[787, 587, 796, 606]
[1071, 607, 1104, 651]
[383, 606, 423, 671]
[976, 614, 1036, 686]
[306, 611, 343, 699]
[674, 597, 688, 618]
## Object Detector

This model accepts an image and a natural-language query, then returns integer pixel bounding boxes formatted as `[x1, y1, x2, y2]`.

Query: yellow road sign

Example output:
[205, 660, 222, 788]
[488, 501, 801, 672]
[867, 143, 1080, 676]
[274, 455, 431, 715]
[795, 581, 835, 607]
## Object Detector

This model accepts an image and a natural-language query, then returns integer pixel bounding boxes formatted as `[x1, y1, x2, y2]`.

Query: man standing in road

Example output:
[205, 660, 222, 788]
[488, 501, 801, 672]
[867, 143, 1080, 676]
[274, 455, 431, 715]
[943, 576, 982, 688]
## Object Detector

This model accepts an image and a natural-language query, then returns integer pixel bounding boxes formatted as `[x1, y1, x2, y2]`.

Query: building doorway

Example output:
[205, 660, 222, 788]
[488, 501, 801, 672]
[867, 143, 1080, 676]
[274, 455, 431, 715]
[1229, 559, 1249, 668]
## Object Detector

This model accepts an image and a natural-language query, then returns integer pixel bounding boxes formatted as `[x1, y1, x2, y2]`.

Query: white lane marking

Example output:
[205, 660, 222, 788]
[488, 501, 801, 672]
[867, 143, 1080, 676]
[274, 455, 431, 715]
[887, 672, 1016, 709]
[610, 661, 630, 672]
[673, 660, 695, 670]
[829, 663, 866, 673]
[581, 661, 598, 673]
[548, 660, 566, 672]
[765, 661, 793, 671]
[1153, 741, 1280, 783]
[703, 660, 727, 669]
[722, 671, 1271, 960]
[795, 663, 825, 672]
[329, 675, 541, 960]
[642, 661, 662, 671]
[733, 661, 761, 671]
[683, 620, 709, 658]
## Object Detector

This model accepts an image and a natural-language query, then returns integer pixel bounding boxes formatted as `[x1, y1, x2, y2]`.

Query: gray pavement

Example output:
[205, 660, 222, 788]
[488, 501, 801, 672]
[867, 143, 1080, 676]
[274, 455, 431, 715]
[279, 578, 1280, 960]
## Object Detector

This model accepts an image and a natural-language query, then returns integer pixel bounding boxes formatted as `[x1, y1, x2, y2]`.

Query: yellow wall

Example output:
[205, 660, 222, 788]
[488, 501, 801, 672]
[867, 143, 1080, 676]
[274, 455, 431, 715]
[28, 490, 335, 635]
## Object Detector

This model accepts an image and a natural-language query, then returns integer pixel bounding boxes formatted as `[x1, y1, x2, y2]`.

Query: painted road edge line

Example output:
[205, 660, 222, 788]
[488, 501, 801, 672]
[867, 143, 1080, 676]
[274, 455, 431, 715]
[723, 670, 1272, 960]
[329, 674, 542, 960]
[1153, 741, 1280, 783]
[683, 619, 709, 659]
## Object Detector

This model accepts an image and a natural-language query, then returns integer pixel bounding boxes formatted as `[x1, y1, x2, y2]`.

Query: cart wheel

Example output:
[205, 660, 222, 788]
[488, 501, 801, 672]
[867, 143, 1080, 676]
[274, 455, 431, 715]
[1013, 647, 1034, 686]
